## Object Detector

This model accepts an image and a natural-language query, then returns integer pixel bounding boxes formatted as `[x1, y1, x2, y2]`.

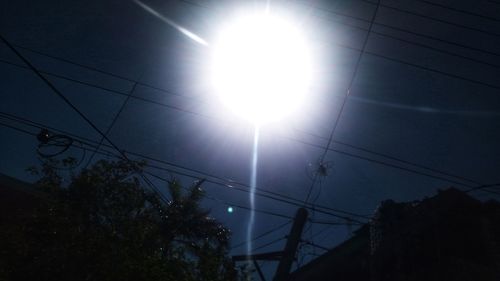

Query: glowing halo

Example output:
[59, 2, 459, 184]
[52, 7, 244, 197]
[210, 13, 312, 124]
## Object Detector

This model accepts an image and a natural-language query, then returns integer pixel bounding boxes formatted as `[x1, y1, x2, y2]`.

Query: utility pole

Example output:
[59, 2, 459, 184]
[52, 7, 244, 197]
[273, 207, 308, 281]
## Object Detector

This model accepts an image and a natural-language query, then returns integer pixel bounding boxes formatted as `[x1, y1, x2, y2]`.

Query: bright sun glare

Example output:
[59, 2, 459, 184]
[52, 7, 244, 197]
[211, 13, 312, 124]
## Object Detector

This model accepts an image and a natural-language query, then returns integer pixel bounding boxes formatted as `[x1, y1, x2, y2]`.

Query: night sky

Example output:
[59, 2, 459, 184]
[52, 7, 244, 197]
[1, 0, 500, 277]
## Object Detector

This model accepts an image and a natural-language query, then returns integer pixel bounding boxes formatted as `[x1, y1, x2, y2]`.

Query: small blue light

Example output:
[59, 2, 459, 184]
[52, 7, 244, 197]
[227, 206, 234, 213]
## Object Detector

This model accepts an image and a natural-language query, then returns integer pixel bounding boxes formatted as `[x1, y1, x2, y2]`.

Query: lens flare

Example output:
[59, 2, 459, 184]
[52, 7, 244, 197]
[211, 13, 312, 124]
[134, 0, 208, 46]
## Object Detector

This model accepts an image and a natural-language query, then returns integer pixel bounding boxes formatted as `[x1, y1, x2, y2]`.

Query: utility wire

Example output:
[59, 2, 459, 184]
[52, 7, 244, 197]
[177, 0, 500, 86]
[1, 7, 498, 212]
[4, 40, 500, 166]
[0, 58, 209, 120]
[0, 34, 169, 204]
[143, 171, 295, 219]
[83, 75, 142, 169]
[1, 116, 499, 236]
[181, 0, 500, 63]
[0, 53, 489, 192]
[305, 0, 381, 203]
[372, 2, 500, 38]
[300, 240, 330, 252]
[289, 0, 500, 58]
[1, 4, 498, 254]
[252, 236, 286, 252]
[232, 220, 292, 250]
[302, 0, 500, 38]
[2, 109, 498, 218]
[332, 140, 481, 186]
[308, 219, 362, 226]
[465, 183, 500, 194]
[0, 111, 372, 222]
[5, 10, 500, 91]
[0, 117, 299, 222]
[409, 0, 500, 22]
[0, 49, 490, 190]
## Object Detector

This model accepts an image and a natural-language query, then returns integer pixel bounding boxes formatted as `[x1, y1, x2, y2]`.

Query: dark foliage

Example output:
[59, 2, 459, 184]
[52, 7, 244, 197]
[0, 159, 237, 281]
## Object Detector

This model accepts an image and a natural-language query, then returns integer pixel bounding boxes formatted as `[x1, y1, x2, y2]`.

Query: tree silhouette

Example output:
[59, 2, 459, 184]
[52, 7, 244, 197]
[0, 159, 237, 281]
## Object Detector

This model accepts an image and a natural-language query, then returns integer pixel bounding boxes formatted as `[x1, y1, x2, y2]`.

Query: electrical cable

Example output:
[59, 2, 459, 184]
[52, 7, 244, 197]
[305, 0, 381, 203]
[3, 41, 500, 186]
[300, 240, 330, 252]
[2, 110, 498, 221]
[1, 3, 498, 217]
[252, 236, 286, 252]
[143, 171, 295, 219]
[83, 78, 141, 169]
[0, 34, 169, 204]
[232, 220, 292, 250]
[36, 129, 88, 170]
[295, 0, 500, 38]
[0, 54, 488, 191]
[1, 115, 499, 258]
[0, 113, 370, 222]
[0, 118, 299, 223]
[372, 2, 500, 38]
[409, 0, 500, 22]
[0, 57, 491, 197]
[185, 0, 500, 61]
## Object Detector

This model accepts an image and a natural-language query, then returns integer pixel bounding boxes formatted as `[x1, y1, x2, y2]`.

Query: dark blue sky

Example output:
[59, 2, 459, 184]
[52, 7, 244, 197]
[1, 0, 500, 277]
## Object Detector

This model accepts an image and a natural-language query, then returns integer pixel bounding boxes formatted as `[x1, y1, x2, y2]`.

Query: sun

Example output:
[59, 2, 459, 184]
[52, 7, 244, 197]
[211, 13, 312, 125]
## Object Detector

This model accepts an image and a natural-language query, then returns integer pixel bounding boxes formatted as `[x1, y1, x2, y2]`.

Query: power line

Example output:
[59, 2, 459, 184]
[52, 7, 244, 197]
[290, 0, 500, 59]
[232, 221, 292, 250]
[0, 47, 491, 188]
[83, 76, 142, 169]
[409, 0, 500, 23]
[308, 219, 362, 226]
[465, 183, 500, 194]
[2, 107, 497, 218]
[374, 2, 500, 38]
[2, 113, 499, 235]
[4, 40, 500, 167]
[1, 44, 491, 196]
[0, 34, 169, 204]
[6, 6, 500, 91]
[317, 0, 500, 37]
[300, 240, 330, 252]
[0, 58, 209, 120]
[2, 4, 498, 256]
[143, 171, 295, 219]
[1, 53, 487, 195]
[1, 19, 498, 212]
[0, 117, 299, 222]
[368, 31, 500, 69]
[0, 111, 370, 222]
[4, 46, 490, 188]
[306, 0, 381, 203]
[142, 162, 368, 223]
[364, 50, 500, 90]
[1, 49, 497, 195]
[0, 35, 123, 164]
[175, 0, 500, 86]
[175, 0, 500, 79]
[253, 236, 286, 252]
[332, 140, 481, 186]
[10, 43, 195, 100]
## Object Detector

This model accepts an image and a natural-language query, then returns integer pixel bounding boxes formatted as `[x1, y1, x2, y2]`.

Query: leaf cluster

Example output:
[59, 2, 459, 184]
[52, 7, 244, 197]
[0, 159, 237, 281]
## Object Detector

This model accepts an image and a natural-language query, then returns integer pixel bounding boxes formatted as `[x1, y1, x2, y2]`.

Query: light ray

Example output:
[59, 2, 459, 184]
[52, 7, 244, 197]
[246, 126, 260, 258]
[351, 96, 500, 116]
[134, 0, 208, 46]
